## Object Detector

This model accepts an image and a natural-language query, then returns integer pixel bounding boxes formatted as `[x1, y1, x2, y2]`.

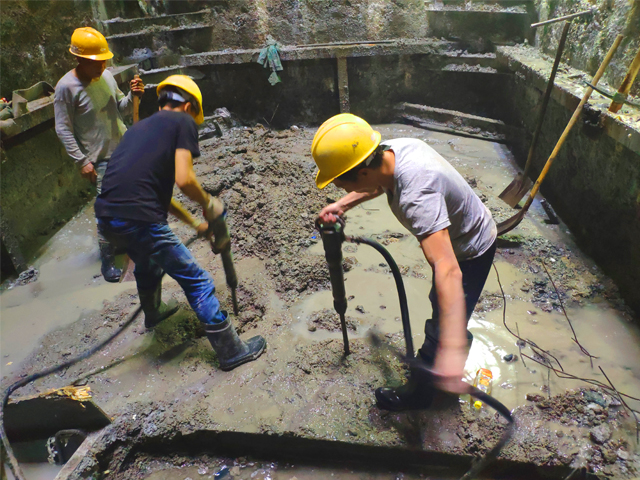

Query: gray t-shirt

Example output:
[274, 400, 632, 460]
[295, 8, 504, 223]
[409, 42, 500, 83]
[384, 138, 496, 261]
[54, 69, 131, 167]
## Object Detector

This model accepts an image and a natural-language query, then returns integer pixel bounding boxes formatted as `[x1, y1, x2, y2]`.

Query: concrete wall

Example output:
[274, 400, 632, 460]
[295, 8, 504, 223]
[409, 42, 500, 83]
[533, 0, 640, 95]
[0, 1, 97, 100]
[502, 55, 640, 315]
[1, 124, 92, 263]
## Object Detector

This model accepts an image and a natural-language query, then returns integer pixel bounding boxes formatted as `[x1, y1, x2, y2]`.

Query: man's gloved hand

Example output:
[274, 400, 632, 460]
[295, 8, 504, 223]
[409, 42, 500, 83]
[204, 196, 225, 222]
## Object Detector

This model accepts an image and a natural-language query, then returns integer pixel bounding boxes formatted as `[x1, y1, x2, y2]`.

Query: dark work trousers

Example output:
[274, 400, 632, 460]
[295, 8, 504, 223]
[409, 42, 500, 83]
[418, 240, 497, 367]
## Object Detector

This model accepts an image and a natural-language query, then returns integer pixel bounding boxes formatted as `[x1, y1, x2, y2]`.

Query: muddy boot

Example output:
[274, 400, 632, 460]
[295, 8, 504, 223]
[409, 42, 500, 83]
[99, 241, 122, 283]
[205, 317, 266, 371]
[139, 285, 179, 330]
[375, 372, 435, 412]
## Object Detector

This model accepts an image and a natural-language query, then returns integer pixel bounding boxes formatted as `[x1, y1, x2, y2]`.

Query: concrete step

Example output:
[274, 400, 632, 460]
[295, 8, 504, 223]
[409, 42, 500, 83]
[426, 9, 532, 50]
[107, 24, 216, 69]
[101, 9, 212, 36]
[102, 0, 218, 20]
[397, 102, 521, 143]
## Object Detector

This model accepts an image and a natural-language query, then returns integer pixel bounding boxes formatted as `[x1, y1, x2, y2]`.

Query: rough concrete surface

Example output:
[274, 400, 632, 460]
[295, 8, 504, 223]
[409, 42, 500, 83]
[3, 124, 639, 479]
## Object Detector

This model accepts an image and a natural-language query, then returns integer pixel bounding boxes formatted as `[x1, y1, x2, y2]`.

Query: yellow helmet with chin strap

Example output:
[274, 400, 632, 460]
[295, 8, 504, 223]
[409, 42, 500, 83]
[156, 75, 204, 125]
[311, 114, 381, 189]
[69, 27, 113, 61]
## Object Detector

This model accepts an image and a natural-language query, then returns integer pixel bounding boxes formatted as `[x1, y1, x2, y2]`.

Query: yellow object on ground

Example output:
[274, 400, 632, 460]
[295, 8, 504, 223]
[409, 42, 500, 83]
[156, 75, 204, 125]
[69, 27, 113, 61]
[311, 113, 381, 189]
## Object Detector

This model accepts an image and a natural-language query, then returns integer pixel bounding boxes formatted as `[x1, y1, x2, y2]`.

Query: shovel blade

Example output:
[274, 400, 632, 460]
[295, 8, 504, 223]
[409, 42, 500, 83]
[498, 174, 533, 208]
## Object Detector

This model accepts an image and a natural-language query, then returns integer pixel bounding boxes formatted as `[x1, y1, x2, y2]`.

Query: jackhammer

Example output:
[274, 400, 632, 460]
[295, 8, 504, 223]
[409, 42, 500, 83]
[171, 198, 239, 315]
[316, 217, 515, 480]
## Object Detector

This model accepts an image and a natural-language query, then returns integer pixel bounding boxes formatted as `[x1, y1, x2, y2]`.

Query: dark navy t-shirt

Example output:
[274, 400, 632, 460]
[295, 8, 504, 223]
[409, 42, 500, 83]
[95, 110, 200, 223]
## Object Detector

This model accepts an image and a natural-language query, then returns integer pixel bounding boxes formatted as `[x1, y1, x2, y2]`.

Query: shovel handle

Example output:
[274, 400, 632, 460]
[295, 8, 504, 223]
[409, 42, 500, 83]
[521, 34, 623, 213]
[522, 21, 570, 179]
[133, 74, 140, 124]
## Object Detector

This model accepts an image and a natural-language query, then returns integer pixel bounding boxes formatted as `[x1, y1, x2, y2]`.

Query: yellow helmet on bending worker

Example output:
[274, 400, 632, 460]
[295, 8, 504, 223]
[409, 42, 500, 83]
[311, 113, 381, 189]
[157, 75, 204, 125]
[69, 27, 113, 61]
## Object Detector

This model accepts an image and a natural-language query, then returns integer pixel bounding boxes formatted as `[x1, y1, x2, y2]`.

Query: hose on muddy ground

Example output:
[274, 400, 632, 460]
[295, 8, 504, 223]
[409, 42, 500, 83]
[1, 236, 199, 480]
[347, 235, 515, 480]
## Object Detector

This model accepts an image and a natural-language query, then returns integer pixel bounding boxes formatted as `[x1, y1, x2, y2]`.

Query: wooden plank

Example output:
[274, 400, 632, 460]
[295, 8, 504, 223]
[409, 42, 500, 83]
[5, 386, 111, 442]
[337, 56, 350, 113]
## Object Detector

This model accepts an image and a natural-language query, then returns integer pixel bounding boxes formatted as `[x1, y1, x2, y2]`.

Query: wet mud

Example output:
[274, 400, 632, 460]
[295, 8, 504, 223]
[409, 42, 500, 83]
[2, 124, 639, 478]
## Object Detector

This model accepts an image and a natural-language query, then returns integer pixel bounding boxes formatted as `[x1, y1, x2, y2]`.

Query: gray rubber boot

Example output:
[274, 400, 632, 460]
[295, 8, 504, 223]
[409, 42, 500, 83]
[205, 317, 266, 371]
[99, 241, 122, 283]
[138, 284, 179, 330]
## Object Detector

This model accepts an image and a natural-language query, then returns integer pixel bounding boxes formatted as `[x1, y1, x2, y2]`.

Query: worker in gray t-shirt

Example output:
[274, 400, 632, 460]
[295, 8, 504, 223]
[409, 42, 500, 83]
[54, 27, 144, 282]
[312, 114, 497, 412]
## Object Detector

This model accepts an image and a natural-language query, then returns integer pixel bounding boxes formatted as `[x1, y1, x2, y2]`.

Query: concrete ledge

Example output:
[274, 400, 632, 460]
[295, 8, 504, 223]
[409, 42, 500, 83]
[180, 40, 501, 68]
[497, 45, 640, 156]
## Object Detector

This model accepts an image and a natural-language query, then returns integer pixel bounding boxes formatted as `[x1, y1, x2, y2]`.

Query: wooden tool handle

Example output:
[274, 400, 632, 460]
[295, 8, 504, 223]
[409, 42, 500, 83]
[133, 74, 140, 124]
[170, 198, 199, 229]
[609, 44, 640, 114]
[521, 34, 624, 213]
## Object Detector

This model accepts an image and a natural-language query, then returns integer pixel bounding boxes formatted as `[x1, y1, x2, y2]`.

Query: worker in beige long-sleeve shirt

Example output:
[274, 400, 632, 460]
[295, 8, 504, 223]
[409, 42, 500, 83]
[54, 27, 144, 282]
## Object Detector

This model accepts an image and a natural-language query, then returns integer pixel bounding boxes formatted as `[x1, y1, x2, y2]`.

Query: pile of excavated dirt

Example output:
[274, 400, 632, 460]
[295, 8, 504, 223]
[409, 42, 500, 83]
[4, 125, 639, 479]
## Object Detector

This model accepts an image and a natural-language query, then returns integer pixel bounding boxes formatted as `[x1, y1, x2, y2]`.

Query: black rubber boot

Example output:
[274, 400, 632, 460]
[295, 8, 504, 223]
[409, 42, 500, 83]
[205, 317, 266, 371]
[375, 367, 435, 412]
[138, 284, 179, 330]
[99, 241, 122, 283]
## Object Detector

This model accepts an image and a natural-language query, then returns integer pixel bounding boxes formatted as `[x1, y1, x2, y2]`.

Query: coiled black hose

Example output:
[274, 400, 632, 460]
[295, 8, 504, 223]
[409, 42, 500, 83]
[348, 235, 514, 480]
[1, 236, 199, 480]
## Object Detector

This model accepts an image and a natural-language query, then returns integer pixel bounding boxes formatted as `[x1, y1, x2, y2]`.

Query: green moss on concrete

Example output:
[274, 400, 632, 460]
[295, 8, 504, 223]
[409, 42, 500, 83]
[533, 0, 640, 96]
[0, 126, 92, 261]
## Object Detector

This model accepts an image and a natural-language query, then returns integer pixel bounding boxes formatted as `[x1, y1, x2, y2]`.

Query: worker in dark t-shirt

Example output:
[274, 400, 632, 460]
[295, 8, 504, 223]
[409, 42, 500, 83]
[95, 75, 266, 371]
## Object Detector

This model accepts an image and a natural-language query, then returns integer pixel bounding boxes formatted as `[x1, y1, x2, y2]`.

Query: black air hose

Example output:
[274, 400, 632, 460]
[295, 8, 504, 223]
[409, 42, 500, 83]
[348, 235, 514, 480]
[347, 236, 414, 359]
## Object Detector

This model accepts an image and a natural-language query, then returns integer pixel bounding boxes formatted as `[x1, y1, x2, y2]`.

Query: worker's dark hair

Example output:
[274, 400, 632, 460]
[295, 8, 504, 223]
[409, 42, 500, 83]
[157, 86, 200, 116]
[336, 144, 387, 183]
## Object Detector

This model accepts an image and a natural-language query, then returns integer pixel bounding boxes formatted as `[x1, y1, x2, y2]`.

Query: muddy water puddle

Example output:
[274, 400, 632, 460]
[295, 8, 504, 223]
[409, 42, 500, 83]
[139, 459, 470, 480]
[0, 204, 133, 378]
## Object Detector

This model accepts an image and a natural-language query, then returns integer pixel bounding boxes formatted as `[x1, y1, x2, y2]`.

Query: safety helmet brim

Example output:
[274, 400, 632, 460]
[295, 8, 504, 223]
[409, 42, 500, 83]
[70, 48, 114, 61]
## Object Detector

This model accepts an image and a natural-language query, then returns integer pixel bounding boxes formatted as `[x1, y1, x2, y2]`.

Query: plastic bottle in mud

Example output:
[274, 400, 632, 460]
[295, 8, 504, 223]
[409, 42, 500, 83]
[471, 368, 493, 410]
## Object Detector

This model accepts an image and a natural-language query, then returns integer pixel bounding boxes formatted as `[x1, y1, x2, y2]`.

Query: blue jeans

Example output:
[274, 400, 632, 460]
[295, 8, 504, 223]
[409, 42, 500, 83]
[97, 217, 226, 325]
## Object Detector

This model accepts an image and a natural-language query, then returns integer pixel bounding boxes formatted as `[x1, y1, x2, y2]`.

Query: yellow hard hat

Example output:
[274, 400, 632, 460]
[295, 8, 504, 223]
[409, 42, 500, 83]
[156, 75, 204, 125]
[311, 114, 381, 189]
[69, 27, 113, 61]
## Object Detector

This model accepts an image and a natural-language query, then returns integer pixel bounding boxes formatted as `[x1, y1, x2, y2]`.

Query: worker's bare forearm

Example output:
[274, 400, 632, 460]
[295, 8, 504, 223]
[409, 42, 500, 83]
[337, 188, 383, 212]
[178, 177, 210, 208]
[433, 265, 467, 348]
[175, 148, 209, 208]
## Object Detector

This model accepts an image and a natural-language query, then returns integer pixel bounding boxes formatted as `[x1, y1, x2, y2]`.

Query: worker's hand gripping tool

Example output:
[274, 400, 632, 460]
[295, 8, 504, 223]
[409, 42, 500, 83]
[316, 217, 350, 355]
